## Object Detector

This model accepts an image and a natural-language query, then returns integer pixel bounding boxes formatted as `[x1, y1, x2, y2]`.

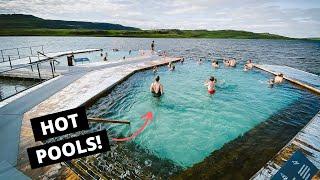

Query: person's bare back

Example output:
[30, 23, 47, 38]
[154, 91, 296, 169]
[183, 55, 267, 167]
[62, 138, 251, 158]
[150, 76, 164, 97]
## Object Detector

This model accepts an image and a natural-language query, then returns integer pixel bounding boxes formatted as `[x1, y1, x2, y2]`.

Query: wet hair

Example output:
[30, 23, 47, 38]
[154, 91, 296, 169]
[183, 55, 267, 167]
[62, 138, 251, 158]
[155, 76, 160, 81]
[216, 61, 218, 65]
[279, 73, 283, 77]
[209, 76, 215, 81]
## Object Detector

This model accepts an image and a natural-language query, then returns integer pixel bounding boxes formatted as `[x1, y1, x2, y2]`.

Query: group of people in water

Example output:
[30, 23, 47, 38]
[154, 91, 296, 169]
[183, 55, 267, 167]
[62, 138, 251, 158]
[149, 56, 284, 97]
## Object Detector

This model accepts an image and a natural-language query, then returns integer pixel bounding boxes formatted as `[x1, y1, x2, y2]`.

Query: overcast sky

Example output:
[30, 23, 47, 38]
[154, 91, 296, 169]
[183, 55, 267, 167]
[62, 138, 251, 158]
[1, 0, 319, 38]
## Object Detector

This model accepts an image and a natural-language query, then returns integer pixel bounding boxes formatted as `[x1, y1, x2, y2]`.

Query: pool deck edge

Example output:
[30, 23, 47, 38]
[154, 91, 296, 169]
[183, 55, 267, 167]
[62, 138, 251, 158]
[251, 111, 320, 179]
[253, 64, 320, 95]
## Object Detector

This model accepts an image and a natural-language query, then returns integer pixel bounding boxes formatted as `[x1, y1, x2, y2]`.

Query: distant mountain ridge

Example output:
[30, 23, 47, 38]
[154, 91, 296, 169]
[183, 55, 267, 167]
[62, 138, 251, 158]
[0, 14, 294, 39]
[0, 14, 139, 30]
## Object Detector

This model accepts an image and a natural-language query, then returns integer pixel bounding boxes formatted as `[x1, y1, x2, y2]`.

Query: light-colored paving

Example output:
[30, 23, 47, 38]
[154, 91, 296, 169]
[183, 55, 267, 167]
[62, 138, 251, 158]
[251, 112, 320, 179]
[254, 64, 320, 95]
[0, 48, 101, 73]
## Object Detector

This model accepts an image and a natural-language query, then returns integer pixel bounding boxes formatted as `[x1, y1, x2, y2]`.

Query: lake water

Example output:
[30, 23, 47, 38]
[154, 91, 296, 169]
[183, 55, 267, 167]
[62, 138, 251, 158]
[0, 37, 319, 75]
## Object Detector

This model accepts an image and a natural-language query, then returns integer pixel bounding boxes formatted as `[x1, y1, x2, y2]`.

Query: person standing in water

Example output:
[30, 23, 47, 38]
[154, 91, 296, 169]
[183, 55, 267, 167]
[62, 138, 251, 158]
[204, 76, 216, 94]
[150, 76, 164, 97]
[151, 41, 155, 51]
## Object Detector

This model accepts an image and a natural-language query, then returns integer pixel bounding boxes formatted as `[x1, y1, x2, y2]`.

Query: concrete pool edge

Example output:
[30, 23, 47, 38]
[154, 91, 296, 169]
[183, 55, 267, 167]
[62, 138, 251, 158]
[253, 64, 320, 95]
[18, 55, 182, 178]
[251, 111, 320, 179]
[250, 65, 320, 179]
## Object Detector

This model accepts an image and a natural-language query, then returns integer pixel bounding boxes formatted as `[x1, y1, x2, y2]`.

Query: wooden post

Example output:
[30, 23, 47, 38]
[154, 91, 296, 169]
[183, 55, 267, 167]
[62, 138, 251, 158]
[87, 117, 130, 124]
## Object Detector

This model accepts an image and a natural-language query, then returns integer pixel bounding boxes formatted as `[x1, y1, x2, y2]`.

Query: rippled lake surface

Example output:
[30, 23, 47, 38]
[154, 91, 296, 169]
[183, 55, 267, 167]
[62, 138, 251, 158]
[0, 37, 319, 75]
[1, 37, 320, 178]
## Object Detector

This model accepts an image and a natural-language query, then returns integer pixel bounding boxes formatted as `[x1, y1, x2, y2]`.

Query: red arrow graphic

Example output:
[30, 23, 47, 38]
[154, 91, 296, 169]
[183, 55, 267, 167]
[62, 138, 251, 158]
[112, 112, 153, 142]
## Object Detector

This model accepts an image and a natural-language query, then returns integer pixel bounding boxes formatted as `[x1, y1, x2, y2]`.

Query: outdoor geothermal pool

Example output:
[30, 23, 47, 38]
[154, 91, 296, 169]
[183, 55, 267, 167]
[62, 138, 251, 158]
[87, 59, 311, 169]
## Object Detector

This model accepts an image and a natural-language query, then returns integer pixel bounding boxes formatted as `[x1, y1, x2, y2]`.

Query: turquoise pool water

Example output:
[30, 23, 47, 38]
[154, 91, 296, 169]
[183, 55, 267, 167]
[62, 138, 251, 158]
[88, 60, 303, 168]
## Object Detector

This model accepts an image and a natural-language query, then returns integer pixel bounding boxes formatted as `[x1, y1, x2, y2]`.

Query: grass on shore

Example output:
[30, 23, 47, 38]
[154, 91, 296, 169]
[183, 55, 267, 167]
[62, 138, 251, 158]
[0, 29, 294, 39]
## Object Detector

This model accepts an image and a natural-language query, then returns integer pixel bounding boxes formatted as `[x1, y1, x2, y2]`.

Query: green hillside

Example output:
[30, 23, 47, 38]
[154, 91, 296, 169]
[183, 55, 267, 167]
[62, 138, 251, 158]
[0, 14, 138, 30]
[0, 14, 293, 39]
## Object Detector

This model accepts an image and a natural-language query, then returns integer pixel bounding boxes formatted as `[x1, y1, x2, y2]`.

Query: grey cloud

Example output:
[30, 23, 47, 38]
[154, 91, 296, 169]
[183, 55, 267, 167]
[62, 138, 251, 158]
[0, 0, 319, 37]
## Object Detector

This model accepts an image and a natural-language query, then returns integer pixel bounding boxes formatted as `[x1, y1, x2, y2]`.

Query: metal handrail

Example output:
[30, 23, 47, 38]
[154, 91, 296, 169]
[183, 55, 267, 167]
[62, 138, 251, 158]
[0, 45, 44, 63]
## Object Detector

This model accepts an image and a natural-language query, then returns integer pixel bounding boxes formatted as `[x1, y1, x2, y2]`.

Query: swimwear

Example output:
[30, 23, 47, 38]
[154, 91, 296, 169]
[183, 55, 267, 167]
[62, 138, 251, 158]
[208, 89, 215, 94]
[152, 90, 162, 97]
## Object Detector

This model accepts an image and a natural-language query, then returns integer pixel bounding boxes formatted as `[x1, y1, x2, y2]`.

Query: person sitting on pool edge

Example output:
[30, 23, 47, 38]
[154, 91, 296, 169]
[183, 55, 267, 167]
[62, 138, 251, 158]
[150, 75, 164, 97]
[204, 76, 216, 94]
[274, 73, 284, 83]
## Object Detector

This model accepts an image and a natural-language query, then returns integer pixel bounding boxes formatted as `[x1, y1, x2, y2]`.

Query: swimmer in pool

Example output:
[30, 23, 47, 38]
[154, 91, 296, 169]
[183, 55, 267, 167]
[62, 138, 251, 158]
[268, 79, 275, 88]
[150, 76, 164, 97]
[152, 66, 158, 74]
[198, 58, 203, 64]
[212, 60, 219, 68]
[170, 64, 175, 71]
[274, 73, 284, 84]
[204, 76, 216, 94]
[246, 59, 254, 68]
[229, 59, 236, 67]
[223, 59, 230, 66]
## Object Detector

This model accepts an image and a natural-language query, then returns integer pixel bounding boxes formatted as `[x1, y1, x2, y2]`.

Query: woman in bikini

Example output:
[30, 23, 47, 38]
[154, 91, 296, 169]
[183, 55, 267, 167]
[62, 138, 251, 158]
[204, 76, 216, 94]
